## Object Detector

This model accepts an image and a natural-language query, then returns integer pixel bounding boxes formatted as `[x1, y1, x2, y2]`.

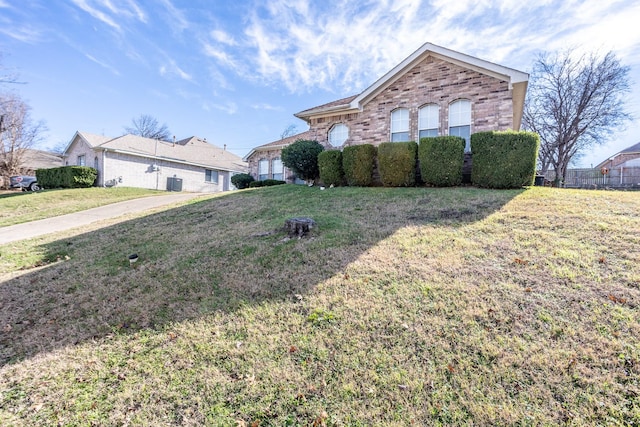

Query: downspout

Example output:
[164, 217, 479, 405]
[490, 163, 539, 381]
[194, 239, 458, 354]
[102, 149, 106, 187]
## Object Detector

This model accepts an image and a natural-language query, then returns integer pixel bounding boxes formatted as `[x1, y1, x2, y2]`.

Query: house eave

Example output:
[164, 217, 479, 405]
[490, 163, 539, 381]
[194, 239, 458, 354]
[98, 147, 246, 173]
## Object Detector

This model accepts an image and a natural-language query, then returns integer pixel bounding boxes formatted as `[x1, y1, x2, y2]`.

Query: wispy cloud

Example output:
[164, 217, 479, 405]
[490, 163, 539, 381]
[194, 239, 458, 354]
[70, 0, 147, 31]
[85, 53, 121, 75]
[234, 0, 640, 94]
[203, 102, 238, 115]
[159, 59, 192, 81]
[251, 103, 283, 111]
[158, 0, 190, 32]
[0, 25, 42, 43]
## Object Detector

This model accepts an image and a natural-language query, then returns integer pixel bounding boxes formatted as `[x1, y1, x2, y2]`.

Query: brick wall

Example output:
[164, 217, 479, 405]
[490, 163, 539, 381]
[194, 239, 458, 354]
[248, 149, 297, 183]
[309, 56, 513, 147]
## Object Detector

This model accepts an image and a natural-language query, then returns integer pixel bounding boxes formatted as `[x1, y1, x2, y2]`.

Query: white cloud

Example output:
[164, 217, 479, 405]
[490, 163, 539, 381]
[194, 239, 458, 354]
[211, 29, 237, 46]
[159, 0, 190, 32]
[85, 53, 121, 75]
[159, 59, 192, 81]
[0, 25, 42, 43]
[70, 0, 147, 31]
[251, 103, 283, 111]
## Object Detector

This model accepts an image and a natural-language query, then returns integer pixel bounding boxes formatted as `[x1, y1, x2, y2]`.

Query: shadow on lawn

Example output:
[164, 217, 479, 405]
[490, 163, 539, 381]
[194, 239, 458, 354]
[0, 185, 523, 365]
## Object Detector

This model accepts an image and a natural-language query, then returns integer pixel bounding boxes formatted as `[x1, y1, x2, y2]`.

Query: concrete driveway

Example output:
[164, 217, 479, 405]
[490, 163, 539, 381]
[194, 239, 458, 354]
[0, 192, 206, 245]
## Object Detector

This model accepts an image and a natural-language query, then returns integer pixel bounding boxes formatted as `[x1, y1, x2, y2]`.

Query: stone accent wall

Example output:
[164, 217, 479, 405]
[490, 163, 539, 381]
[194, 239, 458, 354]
[308, 56, 514, 147]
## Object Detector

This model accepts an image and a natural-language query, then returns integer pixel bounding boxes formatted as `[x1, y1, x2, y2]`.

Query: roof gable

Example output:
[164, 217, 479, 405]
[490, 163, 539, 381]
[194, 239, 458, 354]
[62, 131, 113, 156]
[295, 42, 529, 129]
[97, 134, 246, 172]
[243, 130, 314, 161]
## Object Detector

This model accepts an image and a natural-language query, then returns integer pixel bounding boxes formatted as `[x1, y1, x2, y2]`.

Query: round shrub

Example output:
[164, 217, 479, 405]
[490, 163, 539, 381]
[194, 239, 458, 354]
[231, 173, 255, 189]
[318, 150, 344, 186]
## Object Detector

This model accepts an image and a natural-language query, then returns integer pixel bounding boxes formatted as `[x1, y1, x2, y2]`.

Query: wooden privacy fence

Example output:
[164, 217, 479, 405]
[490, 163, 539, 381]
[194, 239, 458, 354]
[544, 167, 640, 189]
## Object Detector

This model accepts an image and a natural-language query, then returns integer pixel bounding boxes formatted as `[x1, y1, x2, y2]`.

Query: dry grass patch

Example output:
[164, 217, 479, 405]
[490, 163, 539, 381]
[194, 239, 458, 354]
[0, 186, 639, 425]
[0, 187, 164, 227]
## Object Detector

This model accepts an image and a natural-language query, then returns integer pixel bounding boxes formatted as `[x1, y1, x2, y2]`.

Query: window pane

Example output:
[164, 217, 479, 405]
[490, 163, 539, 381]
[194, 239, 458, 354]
[449, 99, 471, 127]
[391, 132, 410, 142]
[419, 104, 438, 132]
[258, 159, 268, 176]
[329, 123, 348, 146]
[450, 125, 471, 152]
[391, 108, 409, 134]
[205, 169, 218, 183]
[419, 129, 438, 139]
[272, 158, 283, 174]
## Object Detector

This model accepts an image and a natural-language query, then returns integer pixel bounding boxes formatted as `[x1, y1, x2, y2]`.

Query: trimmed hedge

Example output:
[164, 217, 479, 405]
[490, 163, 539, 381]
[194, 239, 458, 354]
[419, 136, 465, 187]
[342, 144, 376, 187]
[231, 173, 254, 189]
[377, 141, 418, 187]
[249, 179, 286, 188]
[318, 150, 344, 186]
[36, 166, 97, 189]
[471, 131, 540, 189]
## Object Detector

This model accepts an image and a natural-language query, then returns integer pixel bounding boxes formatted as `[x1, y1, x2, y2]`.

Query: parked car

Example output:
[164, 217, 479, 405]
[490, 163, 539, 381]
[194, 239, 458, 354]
[9, 175, 41, 191]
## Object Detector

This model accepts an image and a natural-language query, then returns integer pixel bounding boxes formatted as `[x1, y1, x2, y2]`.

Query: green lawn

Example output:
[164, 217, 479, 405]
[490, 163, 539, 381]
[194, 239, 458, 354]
[0, 187, 165, 227]
[0, 185, 638, 425]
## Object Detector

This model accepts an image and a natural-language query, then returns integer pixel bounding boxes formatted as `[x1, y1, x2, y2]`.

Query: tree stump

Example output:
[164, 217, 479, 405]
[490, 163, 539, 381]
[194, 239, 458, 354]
[284, 217, 316, 237]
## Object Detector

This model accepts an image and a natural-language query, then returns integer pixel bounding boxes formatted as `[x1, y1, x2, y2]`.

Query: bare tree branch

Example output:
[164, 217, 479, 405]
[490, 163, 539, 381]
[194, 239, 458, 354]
[0, 92, 47, 185]
[124, 114, 172, 141]
[523, 50, 631, 184]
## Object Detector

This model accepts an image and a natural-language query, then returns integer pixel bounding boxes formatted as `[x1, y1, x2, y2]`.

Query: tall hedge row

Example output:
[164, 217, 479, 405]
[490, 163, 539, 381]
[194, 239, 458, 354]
[471, 131, 540, 189]
[419, 136, 465, 187]
[318, 150, 344, 186]
[377, 141, 418, 187]
[36, 166, 97, 189]
[342, 144, 376, 187]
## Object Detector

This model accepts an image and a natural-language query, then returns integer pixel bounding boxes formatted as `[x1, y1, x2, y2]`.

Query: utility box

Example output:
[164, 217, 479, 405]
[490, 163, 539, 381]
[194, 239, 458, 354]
[166, 177, 183, 192]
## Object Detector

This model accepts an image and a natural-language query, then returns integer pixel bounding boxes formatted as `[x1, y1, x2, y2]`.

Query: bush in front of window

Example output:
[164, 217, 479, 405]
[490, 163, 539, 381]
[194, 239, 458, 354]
[342, 144, 376, 187]
[231, 173, 254, 189]
[471, 131, 540, 189]
[419, 136, 465, 187]
[377, 141, 418, 187]
[36, 166, 97, 189]
[318, 150, 344, 186]
[248, 179, 285, 188]
[281, 139, 324, 183]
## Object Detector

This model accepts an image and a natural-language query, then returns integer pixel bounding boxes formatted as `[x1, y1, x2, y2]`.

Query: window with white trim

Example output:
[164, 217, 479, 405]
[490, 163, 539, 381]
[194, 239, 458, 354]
[391, 108, 410, 142]
[77, 155, 85, 166]
[328, 123, 349, 147]
[258, 159, 269, 181]
[272, 158, 283, 181]
[418, 104, 439, 139]
[205, 169, 219, 183]
[449, 99, 471, 152]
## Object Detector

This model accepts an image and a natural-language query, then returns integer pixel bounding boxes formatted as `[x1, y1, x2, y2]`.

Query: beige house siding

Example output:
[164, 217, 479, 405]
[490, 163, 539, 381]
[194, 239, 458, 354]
[306, 57, 513, 147]
[103, 151, 230, 192]
[64, 135, 103, 184]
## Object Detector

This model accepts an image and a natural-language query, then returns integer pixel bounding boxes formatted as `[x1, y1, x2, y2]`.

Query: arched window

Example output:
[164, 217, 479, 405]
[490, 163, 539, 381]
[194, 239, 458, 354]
[449, 99, 471, 152]
[272, 158, 283, 181]
[328, 123, 349, 147]
[418, 104, 439, 139]
[390, 108, 410, 142]
[258, 159, 269, 181]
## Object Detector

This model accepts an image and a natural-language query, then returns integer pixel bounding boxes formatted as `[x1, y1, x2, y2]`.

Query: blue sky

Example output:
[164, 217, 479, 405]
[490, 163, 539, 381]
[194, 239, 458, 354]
[1, 0, 639, 166]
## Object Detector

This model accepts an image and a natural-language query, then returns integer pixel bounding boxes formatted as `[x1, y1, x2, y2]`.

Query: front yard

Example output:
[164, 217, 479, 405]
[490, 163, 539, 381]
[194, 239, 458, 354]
[0, 186, 638, 425]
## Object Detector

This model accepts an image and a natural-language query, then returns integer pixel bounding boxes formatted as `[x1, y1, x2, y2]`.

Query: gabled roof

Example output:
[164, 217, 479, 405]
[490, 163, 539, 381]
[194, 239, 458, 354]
[595, 141, 640, 169]
[96, 134, 246, 172]
[62, 131, 114, 156]
[295, 42, 529, 129]
[243, 130, 314, 161]
[620, 141, 640, 154]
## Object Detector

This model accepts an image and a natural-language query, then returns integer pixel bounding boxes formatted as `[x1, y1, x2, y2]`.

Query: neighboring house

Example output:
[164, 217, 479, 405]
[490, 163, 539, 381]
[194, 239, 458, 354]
[596, 142, 640, 170]
[245, 42, 529, 183]
[0, 148, 63, 188]
[63, 131, 247, 192]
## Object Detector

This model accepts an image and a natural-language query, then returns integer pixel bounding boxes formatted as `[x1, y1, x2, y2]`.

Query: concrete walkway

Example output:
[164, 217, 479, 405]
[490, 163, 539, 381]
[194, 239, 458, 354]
[0, 192, 206, 245]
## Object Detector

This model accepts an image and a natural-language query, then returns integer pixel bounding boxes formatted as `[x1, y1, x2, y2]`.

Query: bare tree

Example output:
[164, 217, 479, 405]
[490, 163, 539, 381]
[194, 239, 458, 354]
[0, 92, 46, 185]
[523, 50, 631, 185]
[124, 114, 172, 141]
[280, 124, 298, 140]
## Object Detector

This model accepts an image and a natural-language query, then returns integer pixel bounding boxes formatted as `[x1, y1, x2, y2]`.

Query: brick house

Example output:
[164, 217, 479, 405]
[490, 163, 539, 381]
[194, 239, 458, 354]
[245, 42, 529, 183]
[63, 131, 247, 192]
